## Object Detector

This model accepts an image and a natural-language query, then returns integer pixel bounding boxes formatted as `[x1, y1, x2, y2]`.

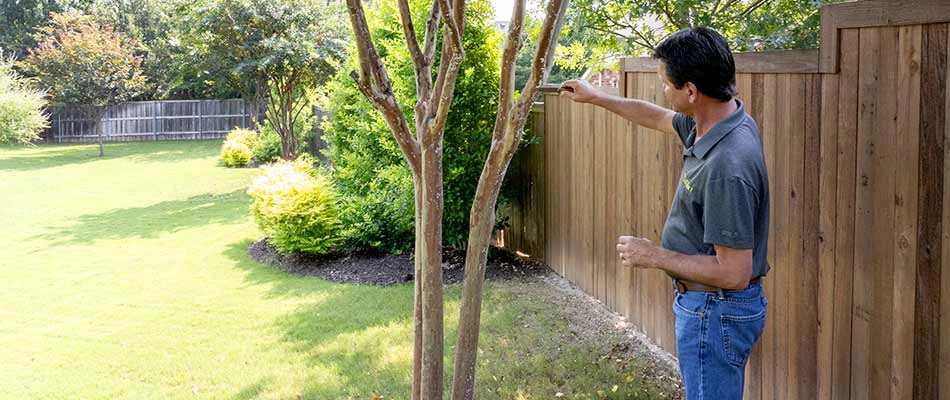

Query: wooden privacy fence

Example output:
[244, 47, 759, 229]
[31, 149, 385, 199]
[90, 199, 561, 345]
[47, 99, 264, 143]
[501, 0, 950, 398]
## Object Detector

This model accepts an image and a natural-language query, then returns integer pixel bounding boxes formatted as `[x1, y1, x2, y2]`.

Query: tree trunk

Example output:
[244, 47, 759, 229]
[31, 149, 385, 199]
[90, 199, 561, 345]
[97, 123, 104, 157]
[96, 107, 104, 157]
[450, 0, 567, 395]
[412, 177, 424, 400]
[449, 137, 511, 400]
[420, 142, 445, 400]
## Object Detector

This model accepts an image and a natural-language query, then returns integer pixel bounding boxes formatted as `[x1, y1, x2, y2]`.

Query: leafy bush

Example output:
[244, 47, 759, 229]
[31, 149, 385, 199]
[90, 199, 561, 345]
[339, 165, 415, 254]
[247, 158, 342, 255]
[251, 128, 282, 164]
[220, 128, 258, 167]
[320, 0, 500, 252]
[0, 56, 48, 145]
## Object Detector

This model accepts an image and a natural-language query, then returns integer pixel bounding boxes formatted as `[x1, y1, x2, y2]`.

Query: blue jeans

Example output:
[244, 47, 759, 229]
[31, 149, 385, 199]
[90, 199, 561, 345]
[672, 282, 767, 400]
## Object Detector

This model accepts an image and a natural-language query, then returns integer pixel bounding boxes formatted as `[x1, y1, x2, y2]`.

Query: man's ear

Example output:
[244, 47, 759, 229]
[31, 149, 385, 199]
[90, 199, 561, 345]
[686, 82, 698, 104]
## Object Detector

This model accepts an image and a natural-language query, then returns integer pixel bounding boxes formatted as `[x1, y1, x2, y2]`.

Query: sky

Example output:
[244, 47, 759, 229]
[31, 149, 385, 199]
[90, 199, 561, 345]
[491, 0, 515, 21]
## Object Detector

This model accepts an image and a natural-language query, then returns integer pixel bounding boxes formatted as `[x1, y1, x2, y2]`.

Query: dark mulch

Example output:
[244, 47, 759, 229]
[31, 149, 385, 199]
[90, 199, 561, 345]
[248, 238, 550, 286]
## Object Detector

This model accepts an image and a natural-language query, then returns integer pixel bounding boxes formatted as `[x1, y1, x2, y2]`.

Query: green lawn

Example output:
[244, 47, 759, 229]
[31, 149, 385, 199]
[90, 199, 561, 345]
[0, 141, 666, 399]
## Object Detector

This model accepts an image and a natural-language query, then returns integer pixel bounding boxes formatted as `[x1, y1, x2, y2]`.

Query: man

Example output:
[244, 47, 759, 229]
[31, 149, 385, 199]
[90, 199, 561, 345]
[560, 27, 769, 400]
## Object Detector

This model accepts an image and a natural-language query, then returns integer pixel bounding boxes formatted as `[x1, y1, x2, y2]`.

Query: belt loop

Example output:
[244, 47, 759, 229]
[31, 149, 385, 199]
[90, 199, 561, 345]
[674, 279, 687, 294]
[716, 288, 724, 300]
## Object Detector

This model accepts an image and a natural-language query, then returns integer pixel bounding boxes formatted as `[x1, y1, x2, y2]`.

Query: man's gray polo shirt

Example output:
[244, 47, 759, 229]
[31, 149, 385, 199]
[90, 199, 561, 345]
[660, 99, 770, 279]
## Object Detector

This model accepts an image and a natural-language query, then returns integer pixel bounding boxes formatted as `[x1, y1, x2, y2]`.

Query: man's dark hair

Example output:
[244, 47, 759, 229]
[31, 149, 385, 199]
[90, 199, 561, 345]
[652, 27, 736, 102]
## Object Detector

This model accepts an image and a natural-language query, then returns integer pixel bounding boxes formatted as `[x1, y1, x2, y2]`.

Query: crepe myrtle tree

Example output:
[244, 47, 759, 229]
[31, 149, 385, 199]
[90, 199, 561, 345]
[450, 0, 567, 397]
[344, 0, 567, 397]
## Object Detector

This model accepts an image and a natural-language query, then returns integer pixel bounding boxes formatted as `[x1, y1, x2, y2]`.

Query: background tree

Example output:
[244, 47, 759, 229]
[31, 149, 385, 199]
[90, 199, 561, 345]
[20, 11, 148, 156]
[562, 0, 835, 71]
[0, 0, 93, 58]
[182, 0, 347, 159]
[85, 0, 208, 100]
[321, 0, 501, 253]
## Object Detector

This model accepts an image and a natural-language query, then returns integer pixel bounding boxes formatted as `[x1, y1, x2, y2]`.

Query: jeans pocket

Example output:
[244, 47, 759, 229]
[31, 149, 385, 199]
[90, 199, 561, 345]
[720, 302, 766, 368]
[673, 293, 706, 318]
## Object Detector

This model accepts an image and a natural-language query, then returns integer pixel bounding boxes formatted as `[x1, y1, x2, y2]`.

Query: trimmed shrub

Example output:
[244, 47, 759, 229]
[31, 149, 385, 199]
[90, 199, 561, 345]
[339, 164, 415, 254]
[247, 158, 342, 255]
[320, 0, 500, 252]
[220, 127, 258, 167]
[252, 125, 284, 164]
[0, 57, 48, 145]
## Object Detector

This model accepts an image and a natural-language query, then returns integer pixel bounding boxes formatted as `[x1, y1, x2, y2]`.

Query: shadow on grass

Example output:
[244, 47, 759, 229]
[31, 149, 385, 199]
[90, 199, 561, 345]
[221, 238, 466, 398]
[230, 379, 270, 400]
[0, 141, 222, 172]
[221, 240, 667, 399]
[32, 189, 249, 245]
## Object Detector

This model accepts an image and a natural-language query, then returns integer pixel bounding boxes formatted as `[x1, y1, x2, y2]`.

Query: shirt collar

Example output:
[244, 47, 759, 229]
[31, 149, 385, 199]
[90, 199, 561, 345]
[684, 99, 746, 159]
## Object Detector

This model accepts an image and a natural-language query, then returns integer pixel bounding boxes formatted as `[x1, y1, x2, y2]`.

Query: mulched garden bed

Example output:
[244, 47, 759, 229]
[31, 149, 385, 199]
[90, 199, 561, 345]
[248, 238, 549, 286]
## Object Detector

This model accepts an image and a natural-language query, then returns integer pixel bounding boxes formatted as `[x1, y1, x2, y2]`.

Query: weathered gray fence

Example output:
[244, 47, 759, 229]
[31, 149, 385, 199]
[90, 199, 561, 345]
[47, 99, 264, 143]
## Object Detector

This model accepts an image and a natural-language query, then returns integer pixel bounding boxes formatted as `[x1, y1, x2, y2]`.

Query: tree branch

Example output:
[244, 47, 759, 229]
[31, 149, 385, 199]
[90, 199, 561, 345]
[717, 0, 740, 18]
[345, 0, 393, 97]
[494, 0, 527, 135]
[514, 0, 567, 118]
[345, 0, 421, 173]
[424, 0, 465, 145]
[661, 1, 686, 29]
[631, 26, 658, 50]
[717, 0, 768, 26]
[422, 0, 441, 65]
[397, 0, 434, 123]
[398, 0, 425, 70]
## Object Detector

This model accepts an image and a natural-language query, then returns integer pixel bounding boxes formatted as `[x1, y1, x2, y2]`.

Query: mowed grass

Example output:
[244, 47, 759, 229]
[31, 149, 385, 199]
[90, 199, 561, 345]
[0, 141, 666, 399]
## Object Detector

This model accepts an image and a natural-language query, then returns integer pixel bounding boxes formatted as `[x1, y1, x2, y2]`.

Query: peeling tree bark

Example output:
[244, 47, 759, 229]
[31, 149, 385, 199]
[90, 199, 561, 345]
[344, 0, 464, 398]
[449, 0, 568, 398]
[345, 0, 566, 395]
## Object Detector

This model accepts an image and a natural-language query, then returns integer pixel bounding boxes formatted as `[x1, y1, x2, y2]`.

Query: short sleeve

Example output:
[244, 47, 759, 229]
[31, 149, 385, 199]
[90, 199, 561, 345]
[702, 177, 757, 249]
[672, 113, 696, 148]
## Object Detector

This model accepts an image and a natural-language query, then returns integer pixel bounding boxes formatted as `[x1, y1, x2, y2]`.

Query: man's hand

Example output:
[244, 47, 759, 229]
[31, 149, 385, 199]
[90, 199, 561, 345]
[559, 79, 599, 103]
[616, 235, 658, 268]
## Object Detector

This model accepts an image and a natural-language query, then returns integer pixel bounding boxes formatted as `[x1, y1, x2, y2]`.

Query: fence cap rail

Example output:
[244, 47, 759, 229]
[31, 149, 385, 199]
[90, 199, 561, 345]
[622, 49, 819, 74]
[819, 0, 950, 72]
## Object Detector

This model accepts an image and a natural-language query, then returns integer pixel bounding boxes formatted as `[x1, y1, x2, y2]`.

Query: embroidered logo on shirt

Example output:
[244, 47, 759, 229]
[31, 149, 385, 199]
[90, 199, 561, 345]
[682, 173, 693, 192]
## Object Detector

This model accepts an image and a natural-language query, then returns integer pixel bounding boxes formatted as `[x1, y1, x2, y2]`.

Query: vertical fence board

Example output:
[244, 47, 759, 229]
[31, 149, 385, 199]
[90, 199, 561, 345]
[918, 22, 948, 400]
[817, 71, 839, 400]
[850, 27, 881, 400]
[942, 24, 950, 400]
[891, 24, 921, 400]
[800, 73, 821, 399]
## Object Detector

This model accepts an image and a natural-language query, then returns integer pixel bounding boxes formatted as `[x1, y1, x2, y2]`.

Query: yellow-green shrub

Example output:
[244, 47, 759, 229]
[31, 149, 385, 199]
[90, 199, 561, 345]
[220, 127, 258, 167]
[247, 158, 342, 255]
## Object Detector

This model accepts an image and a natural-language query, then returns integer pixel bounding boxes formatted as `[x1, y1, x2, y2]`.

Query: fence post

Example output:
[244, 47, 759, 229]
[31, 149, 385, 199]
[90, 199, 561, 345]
[197, 100, 203, 140]
[152, 101, 159, 141]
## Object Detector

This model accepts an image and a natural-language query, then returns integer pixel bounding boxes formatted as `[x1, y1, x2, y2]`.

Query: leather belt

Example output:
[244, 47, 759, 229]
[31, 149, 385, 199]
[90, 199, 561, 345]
[673, 277, 761, 293]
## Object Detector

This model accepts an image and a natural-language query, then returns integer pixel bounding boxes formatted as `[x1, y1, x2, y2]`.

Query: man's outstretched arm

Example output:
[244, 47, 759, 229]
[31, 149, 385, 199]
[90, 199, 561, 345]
[560, 79, 676, 135]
